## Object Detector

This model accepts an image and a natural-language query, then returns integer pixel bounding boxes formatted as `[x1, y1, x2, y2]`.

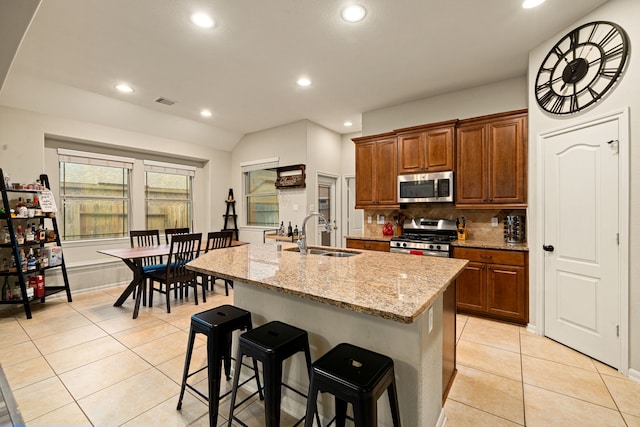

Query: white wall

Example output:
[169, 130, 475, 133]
[305, 121, 343, 242]
[0, 105, 231, 292]
[230, 120, 345, 245]
[363, 77, 527, 135]
[230, 120, 308, 244]
[341, 132, 359, 177]
[527, 0, 640, 374]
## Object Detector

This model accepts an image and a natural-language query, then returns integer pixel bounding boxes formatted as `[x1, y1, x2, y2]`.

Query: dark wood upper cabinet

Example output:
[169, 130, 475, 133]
[353, 133, 398, 209]
[456, 110, 527, 208]
[397, 120, 456, 174]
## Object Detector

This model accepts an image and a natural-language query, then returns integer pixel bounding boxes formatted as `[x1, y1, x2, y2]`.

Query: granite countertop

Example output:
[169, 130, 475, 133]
[344, 234, 394, 242]
[345, 234, 528, 251]
[452, 240, 529, 251]
[187, 243, 468, 324]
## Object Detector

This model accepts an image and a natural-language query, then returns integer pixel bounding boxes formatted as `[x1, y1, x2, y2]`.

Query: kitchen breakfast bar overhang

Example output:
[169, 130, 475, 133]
[187, 243, 467, 427]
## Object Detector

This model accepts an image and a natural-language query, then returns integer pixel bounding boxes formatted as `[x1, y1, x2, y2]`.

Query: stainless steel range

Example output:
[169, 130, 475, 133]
[390, 218, 458, 257]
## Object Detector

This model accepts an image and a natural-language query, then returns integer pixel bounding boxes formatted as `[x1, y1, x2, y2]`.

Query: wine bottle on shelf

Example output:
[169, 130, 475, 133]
[287, 221, 293, 237]
[16, 225, 25, 245]
[11, 279, 21, 300]
[2, 276, 10, 301]
[25, 226, 35, 243]
[293, 225, 299, 238]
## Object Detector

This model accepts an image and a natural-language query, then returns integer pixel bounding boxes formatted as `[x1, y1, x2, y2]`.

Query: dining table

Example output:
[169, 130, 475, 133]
[98, 240, 248, 319]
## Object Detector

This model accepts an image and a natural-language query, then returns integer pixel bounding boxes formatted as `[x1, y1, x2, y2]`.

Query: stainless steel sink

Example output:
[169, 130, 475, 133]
[284, 247, 361, 257]
[322, 251, 358, 257]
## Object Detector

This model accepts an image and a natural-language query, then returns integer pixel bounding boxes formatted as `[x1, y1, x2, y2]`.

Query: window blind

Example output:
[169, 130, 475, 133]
[240, 157, 279, 173]
[143, 160, 196, 177]
[57, 148, 134, 169]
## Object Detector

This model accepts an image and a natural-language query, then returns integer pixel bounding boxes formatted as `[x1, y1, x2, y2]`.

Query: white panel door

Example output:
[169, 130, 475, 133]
[346, 177, 363, 236]
[318, 175, 337, 247]
[543, 118, 620, 367]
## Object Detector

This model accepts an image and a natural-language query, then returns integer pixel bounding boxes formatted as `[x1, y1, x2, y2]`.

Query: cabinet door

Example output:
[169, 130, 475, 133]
[374, 138, 398, 205]
[488, 116, 527, 205]
[346, 239, 390, 252]
[397, 132, 425, 173]
[355, 141, 376, 207]
[486, 263, 526, 323]
[455, 261, 486, 313]
[456, 124, 487, 205]
[424, 126, 454, 172]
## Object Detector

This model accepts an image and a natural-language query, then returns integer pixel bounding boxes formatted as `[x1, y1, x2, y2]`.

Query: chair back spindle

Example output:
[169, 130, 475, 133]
[130, 230, 162, 266]
[205, 230, 234, 253]
[165, 233, 202, 282]
[165, 227, 191, 244]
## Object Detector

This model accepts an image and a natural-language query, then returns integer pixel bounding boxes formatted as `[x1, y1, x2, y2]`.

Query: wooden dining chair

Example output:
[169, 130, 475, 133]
[148, 233, 202, 313]
[199, 230, 234, 299]
[164, 227, 190, 244]
[129, 229, 164, 305]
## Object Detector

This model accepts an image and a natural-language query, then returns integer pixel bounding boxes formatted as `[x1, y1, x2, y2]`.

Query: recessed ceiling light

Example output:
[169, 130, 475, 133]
[115, 83, 134, 93]
[344, 121, 353, 127]
[522, 0, 545, 8]
[341, 5, 367, 23]
[200, 109, 212, 117]
[191, 12, 214, 28]
[297, 77, 311, 87]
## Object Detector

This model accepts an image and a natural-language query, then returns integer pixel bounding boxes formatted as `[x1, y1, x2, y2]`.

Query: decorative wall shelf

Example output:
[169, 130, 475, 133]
[275, 164, 306, 189]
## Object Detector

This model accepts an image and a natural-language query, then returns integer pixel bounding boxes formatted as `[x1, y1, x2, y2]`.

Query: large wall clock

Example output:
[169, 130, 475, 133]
[535, 21, 629, 115]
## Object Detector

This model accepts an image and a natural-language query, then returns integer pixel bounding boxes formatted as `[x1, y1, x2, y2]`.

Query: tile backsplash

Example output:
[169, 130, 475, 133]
[362, 204, 527, 243]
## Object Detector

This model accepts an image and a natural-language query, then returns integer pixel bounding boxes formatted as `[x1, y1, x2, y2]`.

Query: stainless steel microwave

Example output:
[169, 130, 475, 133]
[397, 171, 454, 203]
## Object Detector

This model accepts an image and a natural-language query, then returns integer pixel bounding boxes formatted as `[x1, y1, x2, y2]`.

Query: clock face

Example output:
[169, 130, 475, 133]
[535, 21, 629, 115]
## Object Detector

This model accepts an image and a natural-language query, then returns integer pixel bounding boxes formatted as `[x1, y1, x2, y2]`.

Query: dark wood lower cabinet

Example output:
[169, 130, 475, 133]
[453, 247, 528, 324]
[345, 238, 390, 252]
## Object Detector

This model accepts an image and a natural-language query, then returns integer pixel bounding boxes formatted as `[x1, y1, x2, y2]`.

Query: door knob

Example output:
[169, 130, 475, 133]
[543, 245, 554, 252]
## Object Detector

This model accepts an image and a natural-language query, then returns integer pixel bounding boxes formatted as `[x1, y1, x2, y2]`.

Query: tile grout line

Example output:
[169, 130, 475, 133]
[518, 325, 527, 426]
[593, 358, 630, 426]
[16, 302, 97, 425]
[447, 397, 526, 426]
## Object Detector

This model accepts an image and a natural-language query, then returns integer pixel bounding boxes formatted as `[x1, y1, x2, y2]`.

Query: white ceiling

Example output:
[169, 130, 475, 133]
[3, 0, 609, 139]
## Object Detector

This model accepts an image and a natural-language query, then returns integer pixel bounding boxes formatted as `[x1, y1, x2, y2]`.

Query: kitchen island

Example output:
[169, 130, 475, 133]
[187, 243, 467, 426]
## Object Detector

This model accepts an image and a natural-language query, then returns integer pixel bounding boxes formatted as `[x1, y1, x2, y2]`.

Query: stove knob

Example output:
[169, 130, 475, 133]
[402, 242, 407, 248]
[436, 245, 441, 250]
[428, 244, 434, 250]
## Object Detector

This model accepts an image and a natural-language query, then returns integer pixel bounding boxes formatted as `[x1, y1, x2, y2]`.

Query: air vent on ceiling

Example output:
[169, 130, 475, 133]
[155, 97, 177, 106]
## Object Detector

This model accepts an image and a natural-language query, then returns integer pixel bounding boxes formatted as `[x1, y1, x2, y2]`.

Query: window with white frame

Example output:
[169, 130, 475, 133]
[144, 161, 194, 231]
[242, 158, 279, 226]
[59, 150, 132, 241]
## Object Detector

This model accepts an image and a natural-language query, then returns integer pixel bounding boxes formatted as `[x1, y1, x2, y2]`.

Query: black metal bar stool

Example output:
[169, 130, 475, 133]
[304, 343, 401, 427]
[177, 305, 263, 427]
[227, 320, 320, 427]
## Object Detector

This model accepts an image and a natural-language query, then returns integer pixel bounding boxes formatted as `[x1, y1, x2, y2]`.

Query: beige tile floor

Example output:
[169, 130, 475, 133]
[1, 284, 639, 426]
[446, 315, 640, 427]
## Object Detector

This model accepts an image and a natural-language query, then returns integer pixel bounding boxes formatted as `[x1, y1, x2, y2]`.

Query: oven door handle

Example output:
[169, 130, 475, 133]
[390, 247, 449, 257]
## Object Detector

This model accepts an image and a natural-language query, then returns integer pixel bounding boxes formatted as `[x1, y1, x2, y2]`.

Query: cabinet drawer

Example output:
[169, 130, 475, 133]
[453, 247, 525, 266]
[346, 239, 390, 252]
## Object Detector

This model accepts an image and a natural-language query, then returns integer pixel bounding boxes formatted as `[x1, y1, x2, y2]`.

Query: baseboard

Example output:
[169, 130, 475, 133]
[436, 407, 447, 427]
[629, 368, 640, 383]
[526, 323, 537, 334]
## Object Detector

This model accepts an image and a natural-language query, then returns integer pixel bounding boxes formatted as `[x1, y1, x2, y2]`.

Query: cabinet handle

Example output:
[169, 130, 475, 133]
[480, 255, 492, 259]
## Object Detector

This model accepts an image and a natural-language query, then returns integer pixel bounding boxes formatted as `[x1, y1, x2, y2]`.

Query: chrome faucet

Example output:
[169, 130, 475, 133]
[298, 212, 332, 254]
